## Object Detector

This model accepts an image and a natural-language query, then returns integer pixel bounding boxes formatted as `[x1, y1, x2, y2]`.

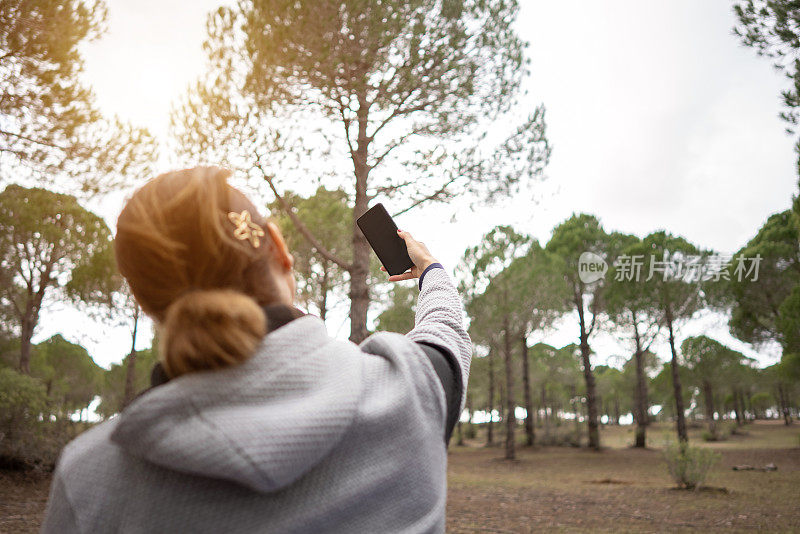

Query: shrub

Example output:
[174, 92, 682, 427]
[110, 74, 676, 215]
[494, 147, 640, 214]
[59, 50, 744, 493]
[701, 427, 730, 442]
[537, 427, 581, 447]
[701, 430, 719, 442]
[663, 441, 720, 490]
[0, 368, 51, 466]
[0, 368, 85, 469]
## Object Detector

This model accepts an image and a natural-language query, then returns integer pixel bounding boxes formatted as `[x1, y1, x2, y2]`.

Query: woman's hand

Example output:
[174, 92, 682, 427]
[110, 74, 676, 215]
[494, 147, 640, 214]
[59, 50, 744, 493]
[381, 229, 438, 282]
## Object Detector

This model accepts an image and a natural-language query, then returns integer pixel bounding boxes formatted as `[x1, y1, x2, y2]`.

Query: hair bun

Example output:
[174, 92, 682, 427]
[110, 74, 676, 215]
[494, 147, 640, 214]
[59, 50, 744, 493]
[160, 289, 267, 378]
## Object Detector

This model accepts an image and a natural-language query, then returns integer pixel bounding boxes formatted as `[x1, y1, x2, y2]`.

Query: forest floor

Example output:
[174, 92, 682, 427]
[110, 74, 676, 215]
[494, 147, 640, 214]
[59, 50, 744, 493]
[446, 420, 800, 533]
[0, 420, 797, 533]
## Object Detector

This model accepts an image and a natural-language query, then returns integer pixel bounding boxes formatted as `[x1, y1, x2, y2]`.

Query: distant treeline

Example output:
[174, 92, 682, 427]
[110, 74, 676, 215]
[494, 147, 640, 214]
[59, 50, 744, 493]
[1, 183, 798, 467]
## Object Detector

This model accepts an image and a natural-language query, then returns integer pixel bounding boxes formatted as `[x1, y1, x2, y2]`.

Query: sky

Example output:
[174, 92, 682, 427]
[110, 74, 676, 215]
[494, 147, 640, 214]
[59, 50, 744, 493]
[33, 0, 795, 369]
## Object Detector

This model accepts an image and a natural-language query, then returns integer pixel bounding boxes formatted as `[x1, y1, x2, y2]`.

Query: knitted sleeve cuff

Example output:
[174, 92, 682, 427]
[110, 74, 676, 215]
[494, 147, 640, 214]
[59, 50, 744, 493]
[418, 262, 444, 290]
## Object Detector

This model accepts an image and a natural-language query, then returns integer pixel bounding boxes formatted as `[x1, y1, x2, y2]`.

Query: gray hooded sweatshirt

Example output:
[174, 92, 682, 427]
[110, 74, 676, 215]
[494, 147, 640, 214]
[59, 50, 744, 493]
[42, 267, 472, 533]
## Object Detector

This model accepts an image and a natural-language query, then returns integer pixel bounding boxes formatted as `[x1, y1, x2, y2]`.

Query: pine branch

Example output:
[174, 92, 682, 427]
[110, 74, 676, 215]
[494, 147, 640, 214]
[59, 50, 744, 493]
[254, 155, 352, 272]
[392, 174, 459, 217]
[0, 128, 68, 150]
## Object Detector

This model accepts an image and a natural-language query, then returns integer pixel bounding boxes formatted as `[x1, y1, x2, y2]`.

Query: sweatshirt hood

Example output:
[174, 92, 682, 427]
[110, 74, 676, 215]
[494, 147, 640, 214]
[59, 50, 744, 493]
[111, 315, 364, 493]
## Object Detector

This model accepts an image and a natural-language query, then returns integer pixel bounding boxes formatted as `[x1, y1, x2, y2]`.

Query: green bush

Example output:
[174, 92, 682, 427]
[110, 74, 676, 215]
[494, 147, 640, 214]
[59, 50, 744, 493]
[663, 441, 720, 490]
[0, 368, 51, 466]
[0, 368, 90, 469]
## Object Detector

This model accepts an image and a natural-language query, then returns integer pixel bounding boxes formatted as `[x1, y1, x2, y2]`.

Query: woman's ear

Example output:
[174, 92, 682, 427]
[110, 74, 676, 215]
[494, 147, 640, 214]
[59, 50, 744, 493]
[264, 221, 294, 271]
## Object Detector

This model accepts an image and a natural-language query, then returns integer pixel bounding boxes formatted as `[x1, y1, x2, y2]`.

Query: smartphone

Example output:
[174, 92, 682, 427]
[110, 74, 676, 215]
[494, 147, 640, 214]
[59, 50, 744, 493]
[356, 203, 415, 276]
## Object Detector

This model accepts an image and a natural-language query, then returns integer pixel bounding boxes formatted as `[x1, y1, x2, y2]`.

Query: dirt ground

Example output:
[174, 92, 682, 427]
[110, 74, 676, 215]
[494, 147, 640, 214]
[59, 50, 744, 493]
[446, 421, 800, 533]
[0, 470, 50, 534]
[1, 421, 798, 533]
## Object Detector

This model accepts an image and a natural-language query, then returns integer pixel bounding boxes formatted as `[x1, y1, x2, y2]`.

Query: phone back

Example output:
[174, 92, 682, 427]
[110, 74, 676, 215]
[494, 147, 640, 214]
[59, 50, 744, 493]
[356, 203, 415, 276]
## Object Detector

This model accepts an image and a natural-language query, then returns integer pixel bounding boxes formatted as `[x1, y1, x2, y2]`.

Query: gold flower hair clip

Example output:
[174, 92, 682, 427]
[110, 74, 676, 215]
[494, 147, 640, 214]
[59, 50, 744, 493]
[227, 210, 266, 248]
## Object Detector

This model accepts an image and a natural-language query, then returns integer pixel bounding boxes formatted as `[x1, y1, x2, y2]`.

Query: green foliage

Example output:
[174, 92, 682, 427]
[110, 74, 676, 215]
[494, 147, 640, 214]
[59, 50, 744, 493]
[269, 186, 391, 319]
[681, 336, 751, 389]
[269, 187, 353, 319]
[0, 367, 50, 464]
[663, 441, 720, 489]
[544, 214, 615, 346]
[0, 184, 114, 371]
[545, 214, 617, 448]
[0, 334, 19, 369]
[594, 365, 630, 421]
[529, 343, 582, 402]
[633, 231, 707, 321]
[64, 242, 122, 311]
[97, 348, 158, 418]
[174, 0, 549, 342]
[458, 225, 531, 300]
[605, 233, 666, 362]
[463, 227, 568, 349]
[650, 363, 692, 419]
[238, 0, 526, 115]
[734, 1, 800, 132]
[0, 185, 113, 281]
[0, 360, 97, 467]
[0, 0, 156, 193]
[777, 285, 800, 358]
[174, 0, 546, 204]
[779, 350, 800, 382]
[546, 214, 609, 281]
[31, 334, 103, 416]
[375, 285, 417, 334]
[727, 211, 800, 349]
[750, 391, 774, 415]
[463, 226, 532, 348]
[0, 367, 49, 429]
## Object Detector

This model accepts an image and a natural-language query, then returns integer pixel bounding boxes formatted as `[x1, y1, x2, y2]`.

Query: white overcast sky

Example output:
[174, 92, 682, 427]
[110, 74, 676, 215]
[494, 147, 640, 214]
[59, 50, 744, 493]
[34, 0, 793, 369]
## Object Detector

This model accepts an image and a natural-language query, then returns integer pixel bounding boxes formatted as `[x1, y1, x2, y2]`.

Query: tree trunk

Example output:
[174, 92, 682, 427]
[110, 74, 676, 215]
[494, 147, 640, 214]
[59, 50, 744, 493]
[576, 294, 600, 450]
[18, 253, 56, 373]
[733, 388, 743, 426]
[778, 383, 792, 425]
[503, 320, 516, 460]
[703, 380, 717, 439]
[465, 392, 473, 440]
[319, 263, 329, 321]
[348, 93, 372, 343]
[122, 306, 140, 410]
[666, 308, 688, 443]
[498, 381, 506, 435]
[520, 335, 534, 447]
[541, 385, 549, 439]
[19, 313, 35, 374]
[571, 384, 581, 445]
[631, 314, 649, 448]
[744, 392, 752, 421]
[487, 348, 495, 446]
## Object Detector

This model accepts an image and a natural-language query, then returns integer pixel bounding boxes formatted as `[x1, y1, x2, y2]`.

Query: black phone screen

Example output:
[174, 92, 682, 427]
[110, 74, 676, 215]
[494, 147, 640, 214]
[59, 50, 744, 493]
[356, 203, 415, 276]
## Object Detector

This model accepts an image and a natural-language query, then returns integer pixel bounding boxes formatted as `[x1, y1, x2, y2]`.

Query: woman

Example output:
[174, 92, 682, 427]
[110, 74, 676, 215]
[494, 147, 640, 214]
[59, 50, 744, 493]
[42, 166, 472, 533]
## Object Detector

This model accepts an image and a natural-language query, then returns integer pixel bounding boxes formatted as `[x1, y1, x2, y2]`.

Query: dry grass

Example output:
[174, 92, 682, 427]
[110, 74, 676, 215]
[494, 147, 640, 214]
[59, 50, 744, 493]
[446, 421, 800, 533]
